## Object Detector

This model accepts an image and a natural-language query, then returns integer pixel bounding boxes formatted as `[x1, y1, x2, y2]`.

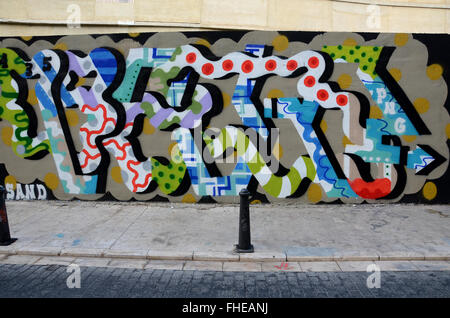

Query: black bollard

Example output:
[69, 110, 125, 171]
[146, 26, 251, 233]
[234, 188, 254, 253]
[0, 185, 17, 246]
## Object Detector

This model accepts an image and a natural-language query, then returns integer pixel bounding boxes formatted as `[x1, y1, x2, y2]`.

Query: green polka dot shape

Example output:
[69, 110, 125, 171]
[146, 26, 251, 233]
[322, 45, 382, 79]
[150, 149, 186, 195]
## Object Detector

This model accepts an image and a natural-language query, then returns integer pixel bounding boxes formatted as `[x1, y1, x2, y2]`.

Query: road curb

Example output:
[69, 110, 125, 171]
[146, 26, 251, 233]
[1, 249, 449, 262]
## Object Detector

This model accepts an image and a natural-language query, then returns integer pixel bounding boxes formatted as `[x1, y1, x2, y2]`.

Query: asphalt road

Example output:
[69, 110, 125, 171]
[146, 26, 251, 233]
[0, 264, 449, 298]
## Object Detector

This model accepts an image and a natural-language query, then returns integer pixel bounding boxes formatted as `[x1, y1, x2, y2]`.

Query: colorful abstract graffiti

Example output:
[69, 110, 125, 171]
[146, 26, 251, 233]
[0, 31, 448, 203]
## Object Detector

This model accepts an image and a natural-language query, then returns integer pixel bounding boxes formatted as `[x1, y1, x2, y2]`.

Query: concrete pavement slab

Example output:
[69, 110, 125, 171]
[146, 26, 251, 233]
[0, 255, 42, 265]
[336, 261, 377, 272]
[0, 238, 37, 255]
[16, 246, 61, 256]
[103, 249, 149, 259]
[286, 255, 335, 262]
[374, 261, 421, 271]
[193, 251, 239, 261]
[73, 257, 111, 268]
[284, 246, 336, 262]
[106, 259, 148, 269]
[299, 261, 342, 272]
[332, 249, 380, 261]
[378, 250, 426, 261]
[410, 245, 450, 260]
[183, 261, 223, 271]
[144, 260, 186, 270]
[147, 250, 193, 260]
[409, 261, 450, 271]
[423, 253, 450, 261]
[0, 246, 16, 255]
[223, 262, 262, 272]
[60, 247, 105, 258]
[34, 256, 76, 266]
[239, 251, 286, 262]
[261, 261, 302, 272]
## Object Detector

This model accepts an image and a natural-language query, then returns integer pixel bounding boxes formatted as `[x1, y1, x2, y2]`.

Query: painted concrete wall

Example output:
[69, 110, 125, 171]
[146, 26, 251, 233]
[0, 0, 450, 36]
[0, 31, 448, 203]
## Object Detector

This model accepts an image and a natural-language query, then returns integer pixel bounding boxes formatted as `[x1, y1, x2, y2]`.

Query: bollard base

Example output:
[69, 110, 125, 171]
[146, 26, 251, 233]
[233, 244, 254, 253]
[0, 238, 17, 246]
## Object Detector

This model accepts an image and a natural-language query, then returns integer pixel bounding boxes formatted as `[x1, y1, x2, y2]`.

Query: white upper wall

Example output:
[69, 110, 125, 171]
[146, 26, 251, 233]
[0, 0, 449, 36]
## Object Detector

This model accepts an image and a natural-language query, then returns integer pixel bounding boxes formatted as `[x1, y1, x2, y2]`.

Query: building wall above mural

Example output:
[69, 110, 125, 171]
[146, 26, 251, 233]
[0, 31, 448, 203]
[0, 0, 449, 37]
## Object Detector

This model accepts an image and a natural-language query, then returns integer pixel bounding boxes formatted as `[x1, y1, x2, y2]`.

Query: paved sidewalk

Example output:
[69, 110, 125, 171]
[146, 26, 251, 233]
[0, 201, 449, 270]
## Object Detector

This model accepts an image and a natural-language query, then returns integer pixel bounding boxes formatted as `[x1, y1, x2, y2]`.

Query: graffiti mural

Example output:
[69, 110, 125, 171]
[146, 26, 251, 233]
[0, 31, 448, 203]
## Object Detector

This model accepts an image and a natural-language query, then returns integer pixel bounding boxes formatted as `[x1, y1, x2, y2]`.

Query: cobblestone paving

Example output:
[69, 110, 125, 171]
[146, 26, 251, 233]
[0, 264, 449, 298]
